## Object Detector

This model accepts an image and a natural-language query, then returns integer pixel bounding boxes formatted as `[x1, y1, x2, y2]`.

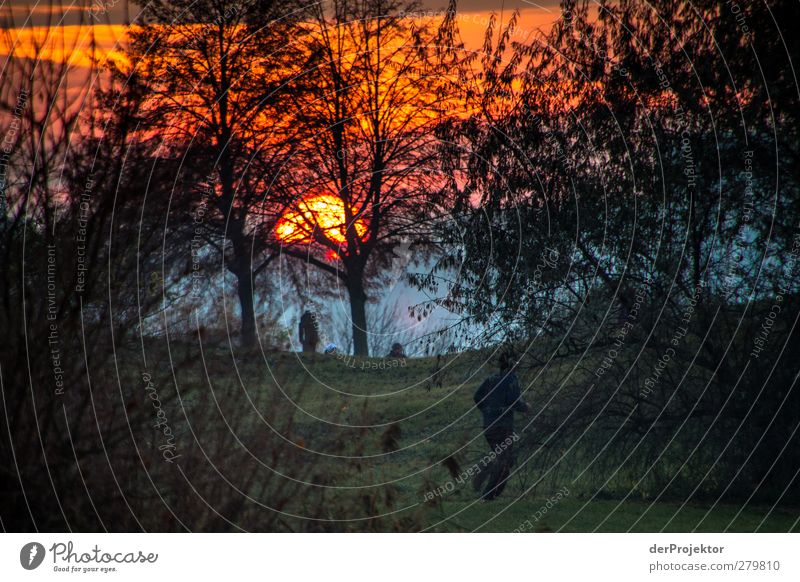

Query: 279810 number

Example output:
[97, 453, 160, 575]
[735, 560, 780, 571]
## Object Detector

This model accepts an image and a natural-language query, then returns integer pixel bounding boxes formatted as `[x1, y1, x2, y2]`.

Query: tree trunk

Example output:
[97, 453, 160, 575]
[236, 268, 256, 349]
[230, 230, 256, 349]
[348, 276, 369, 356]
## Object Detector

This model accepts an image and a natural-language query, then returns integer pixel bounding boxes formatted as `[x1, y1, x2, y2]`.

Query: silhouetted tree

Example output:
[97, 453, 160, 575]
[277, 0, 468, 355]
[434, 0, 800, 501]
[126, 0, 312, 347]
[0, 13, 190, 528]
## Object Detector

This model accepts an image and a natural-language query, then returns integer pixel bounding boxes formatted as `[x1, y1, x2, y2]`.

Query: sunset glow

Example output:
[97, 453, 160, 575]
[275, 193, 368, 248]
[0, 24, 129, 70]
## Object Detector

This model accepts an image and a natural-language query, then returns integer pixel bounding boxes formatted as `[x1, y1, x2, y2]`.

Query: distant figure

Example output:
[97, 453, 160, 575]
[299, 310, 319, 353]
[472, 350, 529, 501]
[387, 342, 406, 358]
[323, 343, 338, 355]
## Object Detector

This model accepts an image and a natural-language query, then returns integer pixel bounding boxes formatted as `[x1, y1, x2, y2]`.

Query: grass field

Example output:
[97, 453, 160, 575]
[428, 498, 798, 532]
[129, 342, 799, 532]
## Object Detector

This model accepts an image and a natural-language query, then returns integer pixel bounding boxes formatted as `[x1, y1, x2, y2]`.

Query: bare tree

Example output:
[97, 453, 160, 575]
[276, 0, 468, 355]
[125, 0, 311, 348]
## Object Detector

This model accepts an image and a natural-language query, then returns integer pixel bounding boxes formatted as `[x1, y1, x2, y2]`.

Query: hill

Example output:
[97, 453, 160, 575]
[103, 342, 798, 532]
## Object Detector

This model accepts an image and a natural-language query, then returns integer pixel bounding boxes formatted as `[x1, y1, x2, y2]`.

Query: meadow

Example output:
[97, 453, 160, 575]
[120, 342, 798, 532]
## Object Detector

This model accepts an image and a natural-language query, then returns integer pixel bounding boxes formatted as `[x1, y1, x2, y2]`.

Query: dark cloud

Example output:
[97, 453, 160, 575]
[2, 0, 138, 27]
[421, 0, 560, 12]
[4, 0, 558, 27]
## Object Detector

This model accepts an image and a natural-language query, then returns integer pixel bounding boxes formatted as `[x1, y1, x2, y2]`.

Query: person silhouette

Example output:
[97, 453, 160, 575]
[473, 349, 529, 500]
[298, 310, 319, 353]
[387, 342, 406, 358]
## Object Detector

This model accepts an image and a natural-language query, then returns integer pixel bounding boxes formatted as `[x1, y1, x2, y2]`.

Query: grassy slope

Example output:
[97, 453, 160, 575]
[167, 345, 798, 532]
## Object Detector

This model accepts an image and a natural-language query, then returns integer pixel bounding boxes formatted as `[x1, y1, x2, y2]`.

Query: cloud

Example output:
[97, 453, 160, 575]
[4, 0, 560, 27]
[423, 0, 560, 12]
[2, 0, 134, 27]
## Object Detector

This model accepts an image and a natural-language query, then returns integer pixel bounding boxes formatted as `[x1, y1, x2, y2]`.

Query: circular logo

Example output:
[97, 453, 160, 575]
[20, 542, 46, 570]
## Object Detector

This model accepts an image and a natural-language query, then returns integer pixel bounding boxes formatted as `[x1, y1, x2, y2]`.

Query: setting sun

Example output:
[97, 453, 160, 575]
[275, 193, 368, 249]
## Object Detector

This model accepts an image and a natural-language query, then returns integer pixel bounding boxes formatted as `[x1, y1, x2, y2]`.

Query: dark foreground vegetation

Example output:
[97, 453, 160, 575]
[6, 342, 800, 532]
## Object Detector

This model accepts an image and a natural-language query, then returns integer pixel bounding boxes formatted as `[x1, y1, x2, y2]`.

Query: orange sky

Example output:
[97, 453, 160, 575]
[1, 3, 564, 71]
[1, 22, 129, 69]
[3, 1, 564, 26]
